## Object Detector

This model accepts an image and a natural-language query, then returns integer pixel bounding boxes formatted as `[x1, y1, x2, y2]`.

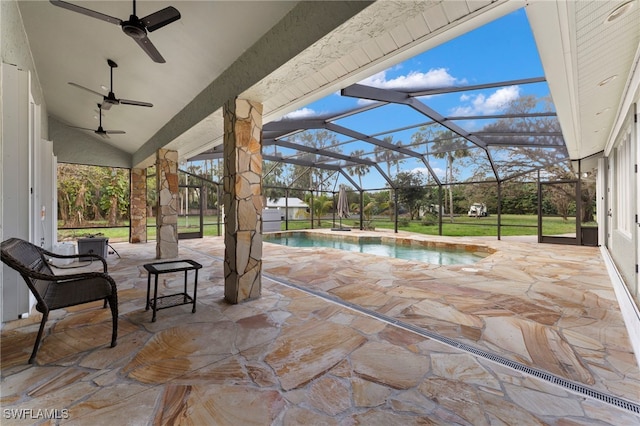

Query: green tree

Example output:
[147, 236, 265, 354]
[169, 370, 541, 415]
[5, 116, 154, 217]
[304, 193, 333, 226]
[393, 171, 427, 220]
[369, 190, 391, 216]
[430, 130, 469, 222]
[501, 181, 538, 214]
[375, 137, 403, 220]
[100, 168, 129, 226]
[57, 164, 129, 228]
[347, 149, 370, 189]
[482, 95, 576, 218]
[146, 165, 157, 217]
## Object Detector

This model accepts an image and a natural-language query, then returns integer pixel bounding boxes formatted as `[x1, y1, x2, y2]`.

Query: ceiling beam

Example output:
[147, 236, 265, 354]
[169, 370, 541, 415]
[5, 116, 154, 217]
[263, 154, 362, 190]
[265, 138, 377, 167]
[408, 76, 547, 97]
[342, 83, 501, 181]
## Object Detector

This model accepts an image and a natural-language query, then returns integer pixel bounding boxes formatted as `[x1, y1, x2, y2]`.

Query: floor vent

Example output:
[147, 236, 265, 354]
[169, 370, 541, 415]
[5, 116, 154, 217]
[265, 273, 640, 415]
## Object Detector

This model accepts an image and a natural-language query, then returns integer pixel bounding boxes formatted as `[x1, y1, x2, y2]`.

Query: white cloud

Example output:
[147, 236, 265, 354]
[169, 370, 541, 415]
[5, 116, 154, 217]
[410, 167, 429, 175]
[356, 98, 378, 106]
[358, 68, 460, 90]
[451, 85, 521, 116]
[450, 105, 474, 116]
[411, 166, 445, 177]
[283, 107, 317, 119]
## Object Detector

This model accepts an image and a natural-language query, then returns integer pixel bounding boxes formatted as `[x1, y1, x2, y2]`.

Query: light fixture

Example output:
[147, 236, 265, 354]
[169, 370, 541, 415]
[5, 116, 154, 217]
[598, 75, 617, 86]
[605, 1, 635, 23]
[100, 85, 109, 91]
[595, 107, 611, 116]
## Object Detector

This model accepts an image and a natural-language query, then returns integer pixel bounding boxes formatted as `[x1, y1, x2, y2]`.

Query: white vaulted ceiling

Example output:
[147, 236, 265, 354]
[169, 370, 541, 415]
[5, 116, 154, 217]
[17, 0, 299, 160]
[15, 0, 640, 169]
[527, 0, 640, 162]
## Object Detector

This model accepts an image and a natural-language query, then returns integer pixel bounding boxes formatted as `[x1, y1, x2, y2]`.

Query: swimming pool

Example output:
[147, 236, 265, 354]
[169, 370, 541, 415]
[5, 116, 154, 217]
[264, 233, 488, 265]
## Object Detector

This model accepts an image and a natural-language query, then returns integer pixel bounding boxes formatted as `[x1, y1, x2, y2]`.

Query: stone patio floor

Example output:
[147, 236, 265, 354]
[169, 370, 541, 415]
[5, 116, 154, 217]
[1, 231, 639, 425]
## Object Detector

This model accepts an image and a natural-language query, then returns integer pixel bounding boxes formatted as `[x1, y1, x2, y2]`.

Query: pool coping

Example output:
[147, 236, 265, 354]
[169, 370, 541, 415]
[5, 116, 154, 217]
[263, 229, 497, 259]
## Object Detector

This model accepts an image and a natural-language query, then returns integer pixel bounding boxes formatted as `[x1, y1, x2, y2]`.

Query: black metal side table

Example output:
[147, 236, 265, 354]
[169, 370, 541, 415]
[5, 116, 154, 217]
[143, 259, 202, 322]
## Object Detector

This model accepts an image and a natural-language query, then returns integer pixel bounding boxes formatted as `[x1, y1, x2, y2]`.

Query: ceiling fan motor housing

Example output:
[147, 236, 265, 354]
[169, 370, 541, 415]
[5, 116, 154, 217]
[122, 17, 147, 39]
[104, 92, 120, 106]
[49, 1, 181, 63]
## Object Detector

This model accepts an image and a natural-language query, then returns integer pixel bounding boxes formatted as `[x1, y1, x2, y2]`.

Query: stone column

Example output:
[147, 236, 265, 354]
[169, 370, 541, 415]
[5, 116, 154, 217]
[223, 98, 263, 304]
[156, 149, 179, 258]
[130, 168, 147, 243]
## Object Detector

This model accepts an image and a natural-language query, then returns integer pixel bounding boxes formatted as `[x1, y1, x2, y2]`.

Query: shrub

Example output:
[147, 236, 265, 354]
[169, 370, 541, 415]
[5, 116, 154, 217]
[421, 213, 438, 226]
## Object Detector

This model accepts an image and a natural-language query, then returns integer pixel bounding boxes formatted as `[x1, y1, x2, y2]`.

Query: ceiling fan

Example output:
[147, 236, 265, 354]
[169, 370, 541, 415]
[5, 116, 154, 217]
[69, 104, 126, 138]
[49, 0, 181, 63]
[69, 59, 152, 111]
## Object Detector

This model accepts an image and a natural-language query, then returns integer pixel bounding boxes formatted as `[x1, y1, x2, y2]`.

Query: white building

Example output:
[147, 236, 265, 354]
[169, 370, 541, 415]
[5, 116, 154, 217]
[265, 198, 308, 220]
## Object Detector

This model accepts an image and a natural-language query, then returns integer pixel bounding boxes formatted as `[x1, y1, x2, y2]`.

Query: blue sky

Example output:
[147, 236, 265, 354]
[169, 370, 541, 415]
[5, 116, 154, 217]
[274, 7, 551, 190]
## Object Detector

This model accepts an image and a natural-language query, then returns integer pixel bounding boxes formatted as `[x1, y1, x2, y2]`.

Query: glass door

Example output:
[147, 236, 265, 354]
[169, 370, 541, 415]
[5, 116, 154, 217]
[539, 180, 578, 244]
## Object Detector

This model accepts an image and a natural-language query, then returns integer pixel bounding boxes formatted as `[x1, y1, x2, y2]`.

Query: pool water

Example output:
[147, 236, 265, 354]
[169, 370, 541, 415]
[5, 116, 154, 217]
[264, 234, 484, 265]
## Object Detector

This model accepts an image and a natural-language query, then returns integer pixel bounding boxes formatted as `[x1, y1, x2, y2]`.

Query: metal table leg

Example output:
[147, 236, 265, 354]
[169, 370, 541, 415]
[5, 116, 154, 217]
[192, 269, 198, 313]
[152, 274, 159, 322]
[145, 272, 151, 311]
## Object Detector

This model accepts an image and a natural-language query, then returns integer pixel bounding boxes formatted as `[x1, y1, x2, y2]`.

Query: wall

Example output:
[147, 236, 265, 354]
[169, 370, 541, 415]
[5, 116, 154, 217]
[1, 1, 54, 322]
[1, 0, 46, 123]
[604, 96, 640, 369]
[1, 63, 30, 321]
[48, 117, 131, 168]
[608, 109, 638, 302]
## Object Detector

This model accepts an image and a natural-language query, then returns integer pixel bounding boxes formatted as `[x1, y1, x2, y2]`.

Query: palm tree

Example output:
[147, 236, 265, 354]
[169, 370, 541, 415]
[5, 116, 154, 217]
[375, 137, 403, 220]
[304, 193, 333, 226]
[347, 149, 370, 189]
[431, 130, 469, 222]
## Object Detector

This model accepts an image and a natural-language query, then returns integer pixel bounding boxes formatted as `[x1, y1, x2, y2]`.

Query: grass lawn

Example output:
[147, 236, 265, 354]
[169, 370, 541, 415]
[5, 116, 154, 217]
[58, 216, 224, 242]
[59, 214, 585, 242]
[58, 227, 130, 241]
[367, 214, 578, 237]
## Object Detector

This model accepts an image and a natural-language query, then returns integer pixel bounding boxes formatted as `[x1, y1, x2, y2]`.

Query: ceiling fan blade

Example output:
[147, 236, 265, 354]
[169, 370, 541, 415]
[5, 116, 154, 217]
[49, 0, 122, 26]
[68, 125, 96, 132]
[105, 130, 126, 135]
[119, 99, 153, 108]
[68, 82, 104, 98]
[132, 34, 165, 63]
[143, 6, 181, 32]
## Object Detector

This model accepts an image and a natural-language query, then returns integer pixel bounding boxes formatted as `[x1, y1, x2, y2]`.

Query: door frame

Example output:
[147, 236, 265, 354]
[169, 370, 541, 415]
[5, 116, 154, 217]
[178, 184, 203, 239]
[538, 179, 580, 245]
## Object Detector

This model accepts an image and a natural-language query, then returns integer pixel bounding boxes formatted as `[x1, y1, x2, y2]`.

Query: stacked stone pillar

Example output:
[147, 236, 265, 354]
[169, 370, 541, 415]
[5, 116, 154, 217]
[156, 149, 179, 259]
[130, 168, 147, 243]
[223, 98, 263, 304]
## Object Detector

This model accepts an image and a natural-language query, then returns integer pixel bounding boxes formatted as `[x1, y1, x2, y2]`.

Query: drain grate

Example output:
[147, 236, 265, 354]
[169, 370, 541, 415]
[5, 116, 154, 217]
[264, 273, 640, 415]
[180, 246, 640, 416]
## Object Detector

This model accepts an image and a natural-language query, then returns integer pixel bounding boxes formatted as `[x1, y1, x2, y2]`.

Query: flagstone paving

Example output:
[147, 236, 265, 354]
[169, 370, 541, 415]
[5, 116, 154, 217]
[1, 231, 638, 425]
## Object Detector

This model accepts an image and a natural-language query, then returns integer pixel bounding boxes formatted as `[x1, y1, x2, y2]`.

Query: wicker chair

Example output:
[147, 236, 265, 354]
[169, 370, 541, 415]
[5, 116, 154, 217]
[1, 237, 118, 364]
